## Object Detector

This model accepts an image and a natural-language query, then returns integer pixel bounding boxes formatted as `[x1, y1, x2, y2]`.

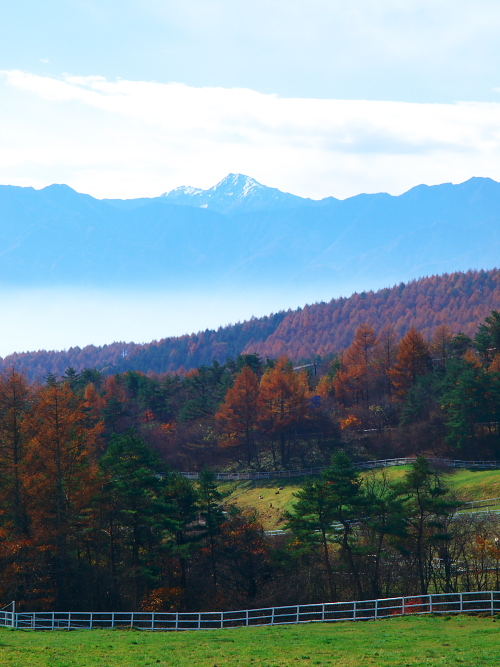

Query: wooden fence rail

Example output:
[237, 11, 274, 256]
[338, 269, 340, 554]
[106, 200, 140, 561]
[2, 591, 499, 631]
[181, 458, 500, 481]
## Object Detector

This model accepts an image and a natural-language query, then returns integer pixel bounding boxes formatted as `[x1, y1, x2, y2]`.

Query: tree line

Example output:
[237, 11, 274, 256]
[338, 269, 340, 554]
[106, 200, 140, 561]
[0, 382, 498, 613]
[0, 309, 500, 610]
[1, 268, 499, 379]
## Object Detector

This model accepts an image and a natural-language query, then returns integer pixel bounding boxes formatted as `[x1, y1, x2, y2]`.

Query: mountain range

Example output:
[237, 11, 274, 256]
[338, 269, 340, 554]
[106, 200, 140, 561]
[0, 173, 499, 295]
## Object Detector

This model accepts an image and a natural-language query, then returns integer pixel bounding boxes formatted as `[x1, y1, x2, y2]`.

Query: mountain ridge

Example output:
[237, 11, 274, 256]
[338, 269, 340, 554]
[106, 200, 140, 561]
[160, 173, 313, 214]
[1, 174, 499, 293]
[2, 268, 498, 380]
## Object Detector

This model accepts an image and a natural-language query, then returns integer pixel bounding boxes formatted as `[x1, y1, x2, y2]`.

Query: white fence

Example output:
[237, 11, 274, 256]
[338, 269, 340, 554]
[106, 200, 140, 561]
[2, 591, 499, 631]
[181, 458, 500, 481]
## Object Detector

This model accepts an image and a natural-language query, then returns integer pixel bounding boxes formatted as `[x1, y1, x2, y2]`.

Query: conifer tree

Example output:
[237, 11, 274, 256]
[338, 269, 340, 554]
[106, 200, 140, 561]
[389, 328, 431, 400]
[334, 324, 376, 405]
[23, 383, 102, 608]
[100, 430, 168, 608]
[197, 469, 225, 591]
[216, 366, 260, 463]
[0, 369, 32, 536]
[397, 457, 461, 595]
[258, 357, 310, 465]
[287, 452, 365, 600]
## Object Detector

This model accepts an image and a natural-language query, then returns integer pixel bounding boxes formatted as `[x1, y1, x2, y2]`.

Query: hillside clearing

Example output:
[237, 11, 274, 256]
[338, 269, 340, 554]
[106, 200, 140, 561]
[221, 467, 500, 529]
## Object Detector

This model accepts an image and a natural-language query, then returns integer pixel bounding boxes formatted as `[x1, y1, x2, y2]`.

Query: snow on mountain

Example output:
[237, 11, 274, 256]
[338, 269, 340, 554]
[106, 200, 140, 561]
[161, 173, 308, 214]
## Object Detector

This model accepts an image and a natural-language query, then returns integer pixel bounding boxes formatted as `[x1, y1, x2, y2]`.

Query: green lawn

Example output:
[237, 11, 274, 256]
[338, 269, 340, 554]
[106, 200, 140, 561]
[221, 467, 500, 529]
[447, 469, 500, 501]
[0, 615, 499, 666]
[219, 477, 307, 529]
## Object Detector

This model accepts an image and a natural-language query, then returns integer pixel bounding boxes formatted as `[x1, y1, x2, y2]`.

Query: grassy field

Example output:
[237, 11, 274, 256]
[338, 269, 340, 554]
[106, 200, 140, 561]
[222, 467, 500, 529]
[219, 477, 306, 529]
[0, 615, 499, 666]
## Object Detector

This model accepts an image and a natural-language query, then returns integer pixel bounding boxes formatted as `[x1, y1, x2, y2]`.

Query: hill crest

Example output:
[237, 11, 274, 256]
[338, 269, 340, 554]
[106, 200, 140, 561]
[2, 268, 498, 380]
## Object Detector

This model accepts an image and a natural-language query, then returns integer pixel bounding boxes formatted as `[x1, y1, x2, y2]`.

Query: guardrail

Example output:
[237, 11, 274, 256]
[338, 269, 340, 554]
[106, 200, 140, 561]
[181, 458, 500, 481]
[264, 506, 500, 537]
[2, 591, 499, 631]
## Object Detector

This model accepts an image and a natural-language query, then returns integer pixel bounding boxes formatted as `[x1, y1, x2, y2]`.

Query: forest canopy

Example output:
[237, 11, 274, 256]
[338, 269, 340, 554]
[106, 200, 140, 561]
[1, 268, 499, 380]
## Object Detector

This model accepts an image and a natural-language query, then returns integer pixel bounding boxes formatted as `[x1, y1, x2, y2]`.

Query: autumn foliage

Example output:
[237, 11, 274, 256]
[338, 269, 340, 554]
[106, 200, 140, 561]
[1, 304, 500, 611]
[2, 268, 500, 378]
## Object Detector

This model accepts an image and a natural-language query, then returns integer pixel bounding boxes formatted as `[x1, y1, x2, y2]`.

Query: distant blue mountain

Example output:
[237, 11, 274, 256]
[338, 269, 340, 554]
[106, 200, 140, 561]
[160, 173, 311, 213]
[0, 174, 499, 291]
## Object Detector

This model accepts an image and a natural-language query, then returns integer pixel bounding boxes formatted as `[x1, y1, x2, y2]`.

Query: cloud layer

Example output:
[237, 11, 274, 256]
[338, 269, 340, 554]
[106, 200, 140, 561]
[3, 1, 500, 102]
[1, 70, 500, 199]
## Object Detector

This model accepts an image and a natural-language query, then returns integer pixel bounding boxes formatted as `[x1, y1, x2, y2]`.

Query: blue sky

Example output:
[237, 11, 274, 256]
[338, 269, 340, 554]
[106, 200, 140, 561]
[1, 1, 500, 199]
[0, 1, 500, 356]
[3, 1, 500, 103]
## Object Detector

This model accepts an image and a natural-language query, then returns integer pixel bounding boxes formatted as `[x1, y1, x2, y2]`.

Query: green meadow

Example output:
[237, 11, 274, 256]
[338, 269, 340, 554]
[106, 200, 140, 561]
[0, 615, 499, 666]
[221, 466, 500, 529]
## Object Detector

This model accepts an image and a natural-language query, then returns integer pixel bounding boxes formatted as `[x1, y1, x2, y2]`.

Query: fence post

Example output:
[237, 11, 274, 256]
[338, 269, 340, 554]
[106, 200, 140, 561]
[271, 607, 275, 626]
[491, 591, 495, 617]
[175, 613, 178, 631]
[246, 609, 249, 627]
[429, 595, 433, 614]
[321, 603, 325, 622]
[459, 592, 463, 612]
[375, 599, 378, 620]
[12, 601, 15, 629]
[296, 606, 299, 624]
[130, 613, 134, 628]
[89, 613, 93, 630]
[112, 612, 115, 629]
[220, 612, 223, 629]
[68, 612, 71, 630]
[402, 596, 405, 616]
[353, 601, 356, 621]
[152, 613, 155, 631]
[52, 612, 55, 631]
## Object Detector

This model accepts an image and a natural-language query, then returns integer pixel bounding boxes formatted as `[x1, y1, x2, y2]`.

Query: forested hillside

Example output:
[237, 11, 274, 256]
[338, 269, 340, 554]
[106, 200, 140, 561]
[2, 306, 500, 611]
[248, 268, 500, 360]
[2, 268, 499, 379]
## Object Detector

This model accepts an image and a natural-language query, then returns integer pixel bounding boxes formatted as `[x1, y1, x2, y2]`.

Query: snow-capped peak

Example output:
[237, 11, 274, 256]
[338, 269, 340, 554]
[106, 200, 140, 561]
[161, 173, 304, 214]
[206, 173, 261, 198]
[161, 185, 203, 198]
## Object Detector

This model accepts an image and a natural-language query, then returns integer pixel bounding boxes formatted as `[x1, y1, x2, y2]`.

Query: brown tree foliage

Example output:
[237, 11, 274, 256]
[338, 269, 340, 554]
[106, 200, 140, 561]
[1, 269, 500, 378]
[0, 369, 32, 536]
[334, 324, 377, 405]
[216, 366, 260, 464]
[389, 328, 431, 400]
[373, 326, 399, 397]
[258, 357, 310, 465]
[22, 384, 103, 608]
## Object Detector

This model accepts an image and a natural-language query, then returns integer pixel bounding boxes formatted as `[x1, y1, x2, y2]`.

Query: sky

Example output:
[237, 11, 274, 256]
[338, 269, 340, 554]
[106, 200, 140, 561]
[0, 0, 500, 355]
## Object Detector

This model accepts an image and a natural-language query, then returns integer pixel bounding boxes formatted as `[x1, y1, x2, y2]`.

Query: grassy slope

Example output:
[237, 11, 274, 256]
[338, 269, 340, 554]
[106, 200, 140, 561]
[222, 467, 500, 530]
[0, 615, 499, 666]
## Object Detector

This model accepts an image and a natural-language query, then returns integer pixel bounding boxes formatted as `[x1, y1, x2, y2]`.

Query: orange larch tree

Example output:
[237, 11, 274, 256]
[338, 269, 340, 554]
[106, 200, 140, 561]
[258, 357, 310, 465]
[432, 324, 454, 366]
[0, 369, 32, 536]
[0, 369, 35, 606]
[22, 383, 103, 609]
[334, 324, 377, 406]
[373, 326, 399, 397]
[389, 328, 431, 400]
[216, 366, 260, 464]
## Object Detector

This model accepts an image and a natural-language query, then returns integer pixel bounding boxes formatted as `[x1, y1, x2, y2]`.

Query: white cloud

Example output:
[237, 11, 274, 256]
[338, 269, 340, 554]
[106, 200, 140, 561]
[1, 70, 500, 199]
